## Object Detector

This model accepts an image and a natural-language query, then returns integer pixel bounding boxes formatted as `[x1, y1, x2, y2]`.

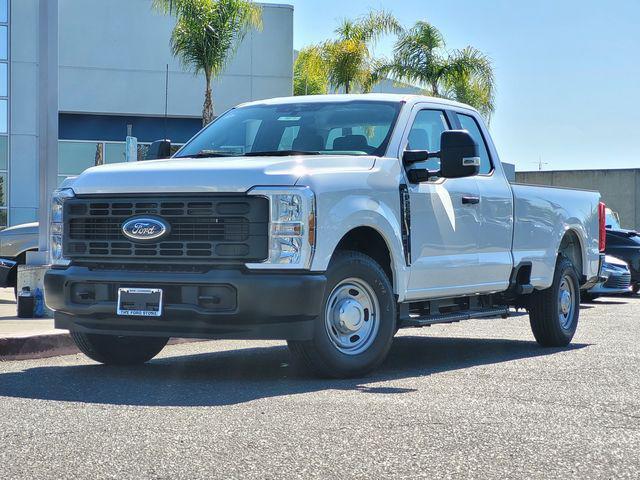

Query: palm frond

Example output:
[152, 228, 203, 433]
[353, 10, 402, 43]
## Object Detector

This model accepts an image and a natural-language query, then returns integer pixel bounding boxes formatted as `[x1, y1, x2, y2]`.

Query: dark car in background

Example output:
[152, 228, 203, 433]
[605, 209, 640, 294]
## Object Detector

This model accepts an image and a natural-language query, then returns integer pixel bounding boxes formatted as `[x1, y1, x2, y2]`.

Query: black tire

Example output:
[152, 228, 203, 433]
[71, 332, 169, 365]
[288, 250, 396, 378]
[633, 283, 640, 295]
[528, 256, 580, 347]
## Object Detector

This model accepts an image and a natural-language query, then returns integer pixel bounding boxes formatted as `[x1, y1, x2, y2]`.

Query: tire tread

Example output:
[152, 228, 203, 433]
[528, 256, 579, 347]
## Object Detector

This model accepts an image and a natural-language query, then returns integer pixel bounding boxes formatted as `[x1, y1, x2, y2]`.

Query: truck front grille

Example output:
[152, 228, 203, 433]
[63, 195, 269, 263]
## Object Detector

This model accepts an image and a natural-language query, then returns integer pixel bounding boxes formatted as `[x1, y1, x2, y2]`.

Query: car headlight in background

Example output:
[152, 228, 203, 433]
[247, 187, 316, 269]
[50, 188, 74, 266]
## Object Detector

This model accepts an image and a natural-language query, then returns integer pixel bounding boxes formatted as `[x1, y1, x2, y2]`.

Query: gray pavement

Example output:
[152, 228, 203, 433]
[0, 296, 639, 479]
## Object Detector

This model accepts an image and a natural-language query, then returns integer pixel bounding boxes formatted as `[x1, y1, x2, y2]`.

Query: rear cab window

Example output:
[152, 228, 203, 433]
[456, 113, 493, 175]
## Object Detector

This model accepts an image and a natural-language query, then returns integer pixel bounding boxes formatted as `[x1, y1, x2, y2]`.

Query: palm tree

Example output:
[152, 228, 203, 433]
[154, 0, 262, 125]
[299, 10, 400, 95]
[380, 21, 495, 119]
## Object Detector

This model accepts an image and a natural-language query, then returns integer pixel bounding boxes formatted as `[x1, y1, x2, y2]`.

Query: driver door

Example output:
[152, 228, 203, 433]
[403, 107, 482, 300]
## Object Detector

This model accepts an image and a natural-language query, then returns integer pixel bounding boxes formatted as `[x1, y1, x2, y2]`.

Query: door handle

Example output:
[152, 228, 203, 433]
[461, 195, 480, 205]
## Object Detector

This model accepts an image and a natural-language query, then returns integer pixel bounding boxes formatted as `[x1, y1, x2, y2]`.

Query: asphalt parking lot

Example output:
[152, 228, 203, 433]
[1, 296, 639, 479]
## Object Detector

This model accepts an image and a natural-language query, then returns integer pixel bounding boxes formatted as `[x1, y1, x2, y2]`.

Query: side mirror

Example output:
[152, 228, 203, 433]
[402, 150, 430, 165]
[439, 130, 480, 178]
[145, 139, 172, 160]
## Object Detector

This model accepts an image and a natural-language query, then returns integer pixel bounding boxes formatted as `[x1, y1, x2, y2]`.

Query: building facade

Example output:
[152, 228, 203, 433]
[8, 0, 293, 227]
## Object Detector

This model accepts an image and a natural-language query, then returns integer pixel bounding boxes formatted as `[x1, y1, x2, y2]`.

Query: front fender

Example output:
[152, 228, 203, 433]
[310, 193, 409, 299]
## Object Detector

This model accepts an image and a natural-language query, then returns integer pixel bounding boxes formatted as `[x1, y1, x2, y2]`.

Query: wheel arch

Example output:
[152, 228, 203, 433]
[6, 250, 34, 289]
[558, 228, 585, 282]
[323, 224, 407, 298]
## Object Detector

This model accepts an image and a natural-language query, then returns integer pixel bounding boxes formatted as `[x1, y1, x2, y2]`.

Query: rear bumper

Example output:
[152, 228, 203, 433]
[44, 266, 326, 340]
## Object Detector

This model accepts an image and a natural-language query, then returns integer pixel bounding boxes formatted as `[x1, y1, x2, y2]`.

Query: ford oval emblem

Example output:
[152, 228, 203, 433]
[121, 216, 170, 242]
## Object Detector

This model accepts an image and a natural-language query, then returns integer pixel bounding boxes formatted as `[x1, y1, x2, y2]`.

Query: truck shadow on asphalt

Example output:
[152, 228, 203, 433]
[0, 335, 589, 407]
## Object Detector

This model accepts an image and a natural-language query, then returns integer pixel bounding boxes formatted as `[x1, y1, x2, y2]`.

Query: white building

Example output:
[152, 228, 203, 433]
[6, 0, 294, 227]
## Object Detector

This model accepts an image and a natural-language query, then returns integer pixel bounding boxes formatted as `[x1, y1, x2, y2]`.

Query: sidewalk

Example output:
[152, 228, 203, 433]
[0, 288, 77, 360]
[0, 288, 202, 360]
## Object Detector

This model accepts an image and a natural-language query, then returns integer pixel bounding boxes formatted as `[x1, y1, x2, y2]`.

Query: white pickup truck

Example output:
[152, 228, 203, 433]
[45, 94, 604, 377]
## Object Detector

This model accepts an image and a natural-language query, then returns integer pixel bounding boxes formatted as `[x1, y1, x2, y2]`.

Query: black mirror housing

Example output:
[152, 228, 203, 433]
[145, 139, 172, 160]
[439, 130, 480, 179]
[403, 150, 430, 165]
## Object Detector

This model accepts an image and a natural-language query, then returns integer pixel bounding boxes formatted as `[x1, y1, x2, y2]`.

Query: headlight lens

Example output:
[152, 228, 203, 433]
[247, 187, 315, 269]
[50, 188, 74, 266]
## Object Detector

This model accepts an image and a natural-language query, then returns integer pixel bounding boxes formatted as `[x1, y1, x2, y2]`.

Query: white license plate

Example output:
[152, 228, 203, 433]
[117, 288, 163, 317]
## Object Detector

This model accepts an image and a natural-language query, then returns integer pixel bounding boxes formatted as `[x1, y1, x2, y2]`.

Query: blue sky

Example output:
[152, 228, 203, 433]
[285, 0, 640, 171]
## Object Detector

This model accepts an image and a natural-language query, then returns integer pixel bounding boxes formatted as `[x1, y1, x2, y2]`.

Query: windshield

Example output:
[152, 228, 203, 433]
[605, 209, 621, 229]
[176, 100, 402, 158]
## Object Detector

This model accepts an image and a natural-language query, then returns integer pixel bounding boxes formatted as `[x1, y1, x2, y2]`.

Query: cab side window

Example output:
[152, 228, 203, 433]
[456, 113, 492, 174]
[405, 110, 448, 171]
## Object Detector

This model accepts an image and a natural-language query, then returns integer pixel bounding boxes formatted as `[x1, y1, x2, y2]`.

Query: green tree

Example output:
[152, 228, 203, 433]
[381, 21, 495, 119]
[299, 10, 400, 94]
[293, 46, 328, 95]
[154, 0, 262, 125]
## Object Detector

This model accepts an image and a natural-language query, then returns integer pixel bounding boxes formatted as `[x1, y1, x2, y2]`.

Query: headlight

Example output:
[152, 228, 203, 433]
[247, 187, 316, 269]
[50, 188, 75, 266]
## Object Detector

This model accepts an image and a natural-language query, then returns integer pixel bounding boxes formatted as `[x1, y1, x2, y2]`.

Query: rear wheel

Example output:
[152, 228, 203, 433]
[633, 283, 640, 295]
[528, 256, 580, 347]
[288, 251, 396, 378]
[71, 332, 168, 365]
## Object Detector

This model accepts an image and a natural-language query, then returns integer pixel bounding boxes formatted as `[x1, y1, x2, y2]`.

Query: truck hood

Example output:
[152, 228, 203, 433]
[68, 155, 376, 195]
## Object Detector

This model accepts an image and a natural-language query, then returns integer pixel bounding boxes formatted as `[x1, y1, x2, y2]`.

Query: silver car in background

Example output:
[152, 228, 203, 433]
[0, 222, 39, 291]
[583, 255, 632, 301]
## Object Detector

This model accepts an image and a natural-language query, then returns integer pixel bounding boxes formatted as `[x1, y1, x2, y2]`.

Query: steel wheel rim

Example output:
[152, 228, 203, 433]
[558, 274, 575, 329]
[324, 277, 380, 355]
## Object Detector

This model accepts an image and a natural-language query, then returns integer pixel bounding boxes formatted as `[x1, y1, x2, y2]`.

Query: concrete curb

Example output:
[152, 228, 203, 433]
[0, 332, 77, 360]
[0, 333, 203, 361]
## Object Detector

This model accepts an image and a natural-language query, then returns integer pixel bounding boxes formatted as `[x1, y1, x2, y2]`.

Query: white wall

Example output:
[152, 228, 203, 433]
[9, 0, 39, 225]
[58, 0, 293, 117]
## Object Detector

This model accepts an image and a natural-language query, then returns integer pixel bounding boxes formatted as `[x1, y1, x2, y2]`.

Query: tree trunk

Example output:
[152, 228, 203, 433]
[431, 80, 439, 97]
[345, 79, 350, 94]
[202, 74, 214, 126]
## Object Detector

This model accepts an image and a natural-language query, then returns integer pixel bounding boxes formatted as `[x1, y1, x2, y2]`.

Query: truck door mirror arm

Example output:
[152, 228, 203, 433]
[403, 130, 479, 183]
[403, 150, 440, 184]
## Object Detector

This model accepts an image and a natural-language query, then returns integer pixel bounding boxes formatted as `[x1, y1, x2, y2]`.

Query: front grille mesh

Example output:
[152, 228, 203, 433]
[604, 272, 631, 289]
[64, 196, 269, 263]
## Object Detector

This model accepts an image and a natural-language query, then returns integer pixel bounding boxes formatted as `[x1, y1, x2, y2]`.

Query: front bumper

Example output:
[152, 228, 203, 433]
[0, 258, 17, 288]
[44, 266, 326, 340]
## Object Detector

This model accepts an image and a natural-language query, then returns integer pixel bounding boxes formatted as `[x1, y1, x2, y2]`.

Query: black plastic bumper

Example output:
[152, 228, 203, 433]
[0, 258, 17, 288]
[44, 266, 326, 340]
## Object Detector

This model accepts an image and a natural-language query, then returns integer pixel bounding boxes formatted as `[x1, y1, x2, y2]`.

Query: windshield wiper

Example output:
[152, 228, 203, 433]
[176, 150, 238, 158]
[244, 150, 321, 157]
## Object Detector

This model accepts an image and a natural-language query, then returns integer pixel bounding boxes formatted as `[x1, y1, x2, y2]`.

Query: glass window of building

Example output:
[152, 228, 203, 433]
[105, 142, 126, 164]
[0, 98, 6, 134]
[0, 25, 6, 61]
[0, 0, 6, 23]
[0, 62, 6, 97]
[0, 135, 6, 171]
[58, 141, 104, 176]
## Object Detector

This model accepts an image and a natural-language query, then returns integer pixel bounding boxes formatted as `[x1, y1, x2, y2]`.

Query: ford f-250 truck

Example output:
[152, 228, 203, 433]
[44, 94, 604, 378]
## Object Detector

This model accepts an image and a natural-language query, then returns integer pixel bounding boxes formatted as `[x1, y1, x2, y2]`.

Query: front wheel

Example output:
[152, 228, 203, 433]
[528, 256, 580, 347]
[71, 332, 169, 365]
[288, 251, 396, 378]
